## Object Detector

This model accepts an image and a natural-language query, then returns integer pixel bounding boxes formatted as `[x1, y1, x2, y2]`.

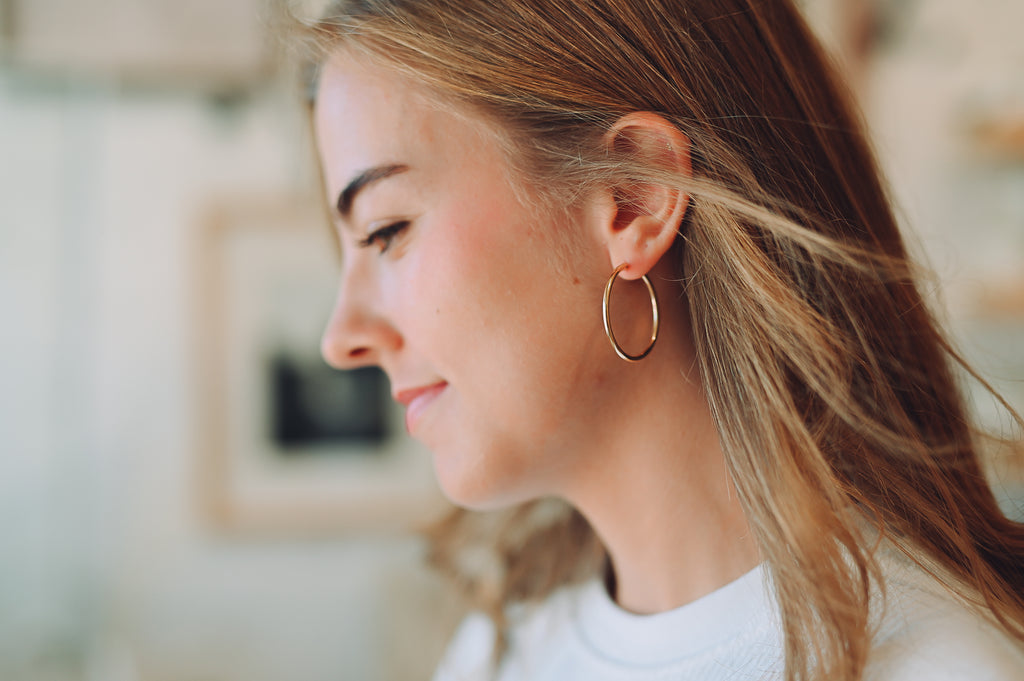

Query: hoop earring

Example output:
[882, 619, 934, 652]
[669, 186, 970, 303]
[602, 263, 660, 362]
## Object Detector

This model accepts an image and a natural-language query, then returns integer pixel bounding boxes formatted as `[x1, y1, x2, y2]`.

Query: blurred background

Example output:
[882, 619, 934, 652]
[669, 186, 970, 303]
[0, 1, 1021, 680]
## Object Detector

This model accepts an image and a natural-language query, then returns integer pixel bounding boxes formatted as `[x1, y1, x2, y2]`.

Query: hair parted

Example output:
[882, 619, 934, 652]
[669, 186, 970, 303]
[296, 1, 1024, 679]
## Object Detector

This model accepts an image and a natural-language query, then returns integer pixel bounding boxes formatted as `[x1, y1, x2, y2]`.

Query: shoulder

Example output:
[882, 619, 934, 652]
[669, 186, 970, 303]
[431, 585, 581, 681]
[431, 612, 497, 681]
[866, 554, 1024, 681]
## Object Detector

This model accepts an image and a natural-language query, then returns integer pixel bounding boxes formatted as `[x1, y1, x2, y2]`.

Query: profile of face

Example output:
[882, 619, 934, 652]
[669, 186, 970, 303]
[314, 55, 687, 510]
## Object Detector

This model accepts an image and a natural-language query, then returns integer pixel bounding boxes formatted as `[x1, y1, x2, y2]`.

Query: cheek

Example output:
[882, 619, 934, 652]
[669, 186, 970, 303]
[410, 202, 535, 334]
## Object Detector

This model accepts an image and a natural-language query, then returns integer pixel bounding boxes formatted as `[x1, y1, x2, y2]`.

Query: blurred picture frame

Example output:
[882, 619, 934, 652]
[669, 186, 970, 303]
[193, 194, 445, 535]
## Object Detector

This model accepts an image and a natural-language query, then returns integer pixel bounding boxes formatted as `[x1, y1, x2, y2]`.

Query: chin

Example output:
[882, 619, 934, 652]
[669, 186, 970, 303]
[430, 445, 537, 512]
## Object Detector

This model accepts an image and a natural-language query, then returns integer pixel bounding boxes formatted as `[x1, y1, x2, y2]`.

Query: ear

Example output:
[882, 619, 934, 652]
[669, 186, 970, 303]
[595, 112, 691, 280]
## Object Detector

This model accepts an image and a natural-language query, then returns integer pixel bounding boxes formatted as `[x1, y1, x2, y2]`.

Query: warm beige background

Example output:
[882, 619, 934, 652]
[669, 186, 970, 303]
[1, 1, 1021, 680]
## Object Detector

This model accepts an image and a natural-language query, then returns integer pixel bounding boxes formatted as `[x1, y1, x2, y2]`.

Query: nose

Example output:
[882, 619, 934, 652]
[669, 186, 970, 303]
[320, 265, 401, 370]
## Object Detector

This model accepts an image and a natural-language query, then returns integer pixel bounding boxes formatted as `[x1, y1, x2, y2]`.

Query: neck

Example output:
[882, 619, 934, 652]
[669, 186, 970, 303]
[561, 291, 760, 614]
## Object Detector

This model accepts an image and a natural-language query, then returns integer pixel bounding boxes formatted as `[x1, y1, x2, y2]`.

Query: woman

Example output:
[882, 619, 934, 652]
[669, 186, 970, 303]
[303, 1, 1024, 679]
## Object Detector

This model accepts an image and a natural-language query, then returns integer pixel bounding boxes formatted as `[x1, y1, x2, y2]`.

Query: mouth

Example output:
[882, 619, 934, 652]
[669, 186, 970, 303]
[394, 381, 448, 434]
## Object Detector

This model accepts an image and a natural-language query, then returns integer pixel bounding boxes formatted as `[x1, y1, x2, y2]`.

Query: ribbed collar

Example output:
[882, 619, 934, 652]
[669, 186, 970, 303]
[571, 564, 777, 667]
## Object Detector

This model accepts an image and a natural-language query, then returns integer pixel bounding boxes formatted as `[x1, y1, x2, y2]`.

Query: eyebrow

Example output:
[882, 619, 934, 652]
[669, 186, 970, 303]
[335, 164, 410, 219]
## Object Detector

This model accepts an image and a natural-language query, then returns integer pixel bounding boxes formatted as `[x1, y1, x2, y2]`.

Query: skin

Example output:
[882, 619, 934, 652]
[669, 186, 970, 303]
[315, 54, 759, 615]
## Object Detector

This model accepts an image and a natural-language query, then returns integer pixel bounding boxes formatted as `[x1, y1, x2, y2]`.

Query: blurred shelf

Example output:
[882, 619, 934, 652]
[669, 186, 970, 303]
[969, 113, 1024, 162]
[966, 277, 1024, 320]
[3, 0, 279, 92]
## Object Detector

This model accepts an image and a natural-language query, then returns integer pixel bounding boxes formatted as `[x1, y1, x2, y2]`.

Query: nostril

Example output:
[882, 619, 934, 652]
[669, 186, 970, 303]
[320, 338, 372, 369]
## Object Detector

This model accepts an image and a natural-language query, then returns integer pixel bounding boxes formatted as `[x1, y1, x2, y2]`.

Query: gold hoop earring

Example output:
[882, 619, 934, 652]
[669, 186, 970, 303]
[602, 263, 660, 362]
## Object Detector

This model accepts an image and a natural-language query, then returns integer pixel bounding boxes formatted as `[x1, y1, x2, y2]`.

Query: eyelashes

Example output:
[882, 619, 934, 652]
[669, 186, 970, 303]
[357, 220, 410, 254]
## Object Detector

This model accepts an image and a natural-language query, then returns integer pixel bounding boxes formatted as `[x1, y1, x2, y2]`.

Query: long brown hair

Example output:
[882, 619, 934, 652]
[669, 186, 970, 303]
[299, 1, 1024, 679]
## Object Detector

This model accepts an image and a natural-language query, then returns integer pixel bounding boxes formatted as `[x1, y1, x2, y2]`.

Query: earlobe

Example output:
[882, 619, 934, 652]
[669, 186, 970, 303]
[600, 112, 691, 280]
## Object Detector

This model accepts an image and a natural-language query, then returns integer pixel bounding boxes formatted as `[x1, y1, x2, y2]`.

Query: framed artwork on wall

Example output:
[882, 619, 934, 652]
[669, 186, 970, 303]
[193, 194, 446, 535]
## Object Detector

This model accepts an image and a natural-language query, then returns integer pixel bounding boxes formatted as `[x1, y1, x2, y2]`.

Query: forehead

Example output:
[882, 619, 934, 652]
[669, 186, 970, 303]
[314, 55, 495, 190]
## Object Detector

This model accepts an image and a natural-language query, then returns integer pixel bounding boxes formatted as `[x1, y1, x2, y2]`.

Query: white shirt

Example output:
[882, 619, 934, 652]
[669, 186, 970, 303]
[432, 556, 1024, 681]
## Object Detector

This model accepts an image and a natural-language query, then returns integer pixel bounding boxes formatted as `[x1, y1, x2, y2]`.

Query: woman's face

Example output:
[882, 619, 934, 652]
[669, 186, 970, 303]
[315, 56, 627, 509]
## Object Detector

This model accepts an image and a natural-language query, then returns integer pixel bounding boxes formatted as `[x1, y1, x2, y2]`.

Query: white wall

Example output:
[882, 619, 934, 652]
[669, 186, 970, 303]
[0, 74, 458, 681]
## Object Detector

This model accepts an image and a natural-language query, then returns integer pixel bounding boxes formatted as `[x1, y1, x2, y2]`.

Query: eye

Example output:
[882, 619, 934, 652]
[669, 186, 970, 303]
[357, 220, 410, 254]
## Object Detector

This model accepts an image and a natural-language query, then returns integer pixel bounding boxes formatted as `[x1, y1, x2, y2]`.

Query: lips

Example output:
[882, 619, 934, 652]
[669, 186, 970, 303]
[394, 381, 448, 434]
